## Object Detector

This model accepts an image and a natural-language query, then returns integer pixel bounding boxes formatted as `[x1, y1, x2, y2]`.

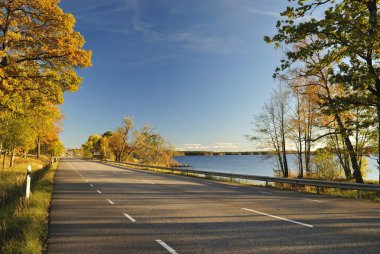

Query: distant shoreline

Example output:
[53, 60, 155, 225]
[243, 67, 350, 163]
[175, 151, 300, 156]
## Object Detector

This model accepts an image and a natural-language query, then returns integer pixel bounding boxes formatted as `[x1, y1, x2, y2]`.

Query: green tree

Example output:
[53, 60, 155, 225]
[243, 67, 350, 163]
[0, 112, 36, 167]
[312, 148, 341, 181]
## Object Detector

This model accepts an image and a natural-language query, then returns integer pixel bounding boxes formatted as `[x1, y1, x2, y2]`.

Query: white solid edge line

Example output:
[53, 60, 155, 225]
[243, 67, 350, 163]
[156, 240, 178, 254]
[259, 191, 273, 195]
[241, 208, 314, 228]
[142, 180, 155, 184]
[96, 190, 102, 194]
[123, 213, 136, 222]
[107, 199, 114, 205]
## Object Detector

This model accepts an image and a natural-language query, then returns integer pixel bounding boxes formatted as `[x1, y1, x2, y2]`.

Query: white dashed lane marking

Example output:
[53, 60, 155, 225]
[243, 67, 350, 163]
[123, 213, 136, 222]
[156, 240, 178, 254]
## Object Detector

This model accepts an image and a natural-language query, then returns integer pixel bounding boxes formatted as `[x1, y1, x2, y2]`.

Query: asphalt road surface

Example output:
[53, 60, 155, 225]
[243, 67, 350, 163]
[48, 158, 380, 254]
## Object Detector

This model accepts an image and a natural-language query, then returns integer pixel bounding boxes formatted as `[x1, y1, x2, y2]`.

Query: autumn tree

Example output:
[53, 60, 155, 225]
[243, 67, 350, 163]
[0, 1, 91, 163]
[132, 130, 174, 166]
[125, 124, 155, 162]
[265, 0, 380, 183]
[83, 117, 175, 166]
[107, 117, 134, 162]
[289, 80, 319, 177]
[47, 139, 65, 157]
[99, 131, 113, 160]
[27, 104, 62, 158]
[83, 134, 101, 158]
[0, 0, 92, 113]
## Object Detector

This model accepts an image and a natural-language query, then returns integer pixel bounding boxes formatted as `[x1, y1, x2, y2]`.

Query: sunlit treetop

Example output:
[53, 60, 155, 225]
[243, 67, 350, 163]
[0, 0, 92, 112]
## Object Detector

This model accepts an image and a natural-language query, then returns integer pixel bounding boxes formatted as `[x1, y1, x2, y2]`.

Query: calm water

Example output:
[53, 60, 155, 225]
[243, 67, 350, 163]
[174, 155, 379, 181]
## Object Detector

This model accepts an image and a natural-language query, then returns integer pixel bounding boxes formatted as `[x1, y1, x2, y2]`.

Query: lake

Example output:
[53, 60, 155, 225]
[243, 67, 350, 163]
[174, 155, 379, 181]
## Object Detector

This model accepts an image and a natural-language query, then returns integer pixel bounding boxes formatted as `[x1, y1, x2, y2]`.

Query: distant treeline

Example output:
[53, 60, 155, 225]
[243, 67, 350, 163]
[176, 151, 300, 156]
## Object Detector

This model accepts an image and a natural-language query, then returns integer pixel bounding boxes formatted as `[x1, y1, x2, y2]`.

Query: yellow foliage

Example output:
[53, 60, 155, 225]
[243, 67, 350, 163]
[0, 0, 92, 112]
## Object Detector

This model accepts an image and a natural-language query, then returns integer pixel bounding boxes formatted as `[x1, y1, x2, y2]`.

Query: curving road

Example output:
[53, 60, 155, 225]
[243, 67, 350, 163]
[47, 158, 380, 254]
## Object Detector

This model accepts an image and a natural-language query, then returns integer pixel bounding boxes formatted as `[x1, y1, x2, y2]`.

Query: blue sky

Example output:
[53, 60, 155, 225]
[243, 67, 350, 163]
[58, 0, 287, 151]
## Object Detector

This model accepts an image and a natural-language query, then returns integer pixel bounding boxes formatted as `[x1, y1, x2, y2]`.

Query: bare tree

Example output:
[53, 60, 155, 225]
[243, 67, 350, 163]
[248, 84, 292, 177]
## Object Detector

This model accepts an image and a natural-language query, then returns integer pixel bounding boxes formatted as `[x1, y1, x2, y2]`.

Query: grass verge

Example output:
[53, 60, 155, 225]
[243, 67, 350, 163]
[1, 160, 58, 254]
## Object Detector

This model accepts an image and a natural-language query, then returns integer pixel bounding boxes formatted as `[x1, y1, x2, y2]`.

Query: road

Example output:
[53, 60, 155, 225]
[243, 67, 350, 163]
[48, 158, 380, 254]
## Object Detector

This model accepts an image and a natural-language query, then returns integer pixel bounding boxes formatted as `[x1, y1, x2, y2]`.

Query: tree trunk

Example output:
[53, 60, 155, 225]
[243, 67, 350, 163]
[305, 121, 313, 176]
[296, 94, 303, 178]
[333, 133, 352, 179]
[2, 151, 6, 170]
[282, 149, 289, 177]
[298, 149, 303, 178]
[377, 96, 380, 184]
[9, 148, 15, 168]
[366, 1, 379, 183]
[281, 137, 289, 177]
[375, 79, 380, 184]
[37, 135, 41, 159]
[304, 138, 311, 176]
[276, 149, 285, 177]
[335, 114, 363, 183]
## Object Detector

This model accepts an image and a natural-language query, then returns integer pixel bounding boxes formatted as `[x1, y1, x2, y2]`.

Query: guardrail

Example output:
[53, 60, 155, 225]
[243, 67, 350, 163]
[100, 160, 380, 197]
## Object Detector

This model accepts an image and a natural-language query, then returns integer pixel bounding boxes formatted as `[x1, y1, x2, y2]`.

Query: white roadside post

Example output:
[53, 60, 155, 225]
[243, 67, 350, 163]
[26, 165, 31, 200]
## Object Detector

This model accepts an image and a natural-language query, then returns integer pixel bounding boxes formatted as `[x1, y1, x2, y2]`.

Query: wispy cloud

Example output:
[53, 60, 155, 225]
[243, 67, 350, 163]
[128, 0, 164, 40]
[83, 0, 243, 55]
[129, 3, 242, 54]
[221, 0, 280, 17]
[173, 33, 242, 54]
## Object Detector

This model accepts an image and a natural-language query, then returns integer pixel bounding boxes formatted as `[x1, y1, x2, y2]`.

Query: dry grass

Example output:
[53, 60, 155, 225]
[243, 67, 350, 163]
[0, 155, 56, 254]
